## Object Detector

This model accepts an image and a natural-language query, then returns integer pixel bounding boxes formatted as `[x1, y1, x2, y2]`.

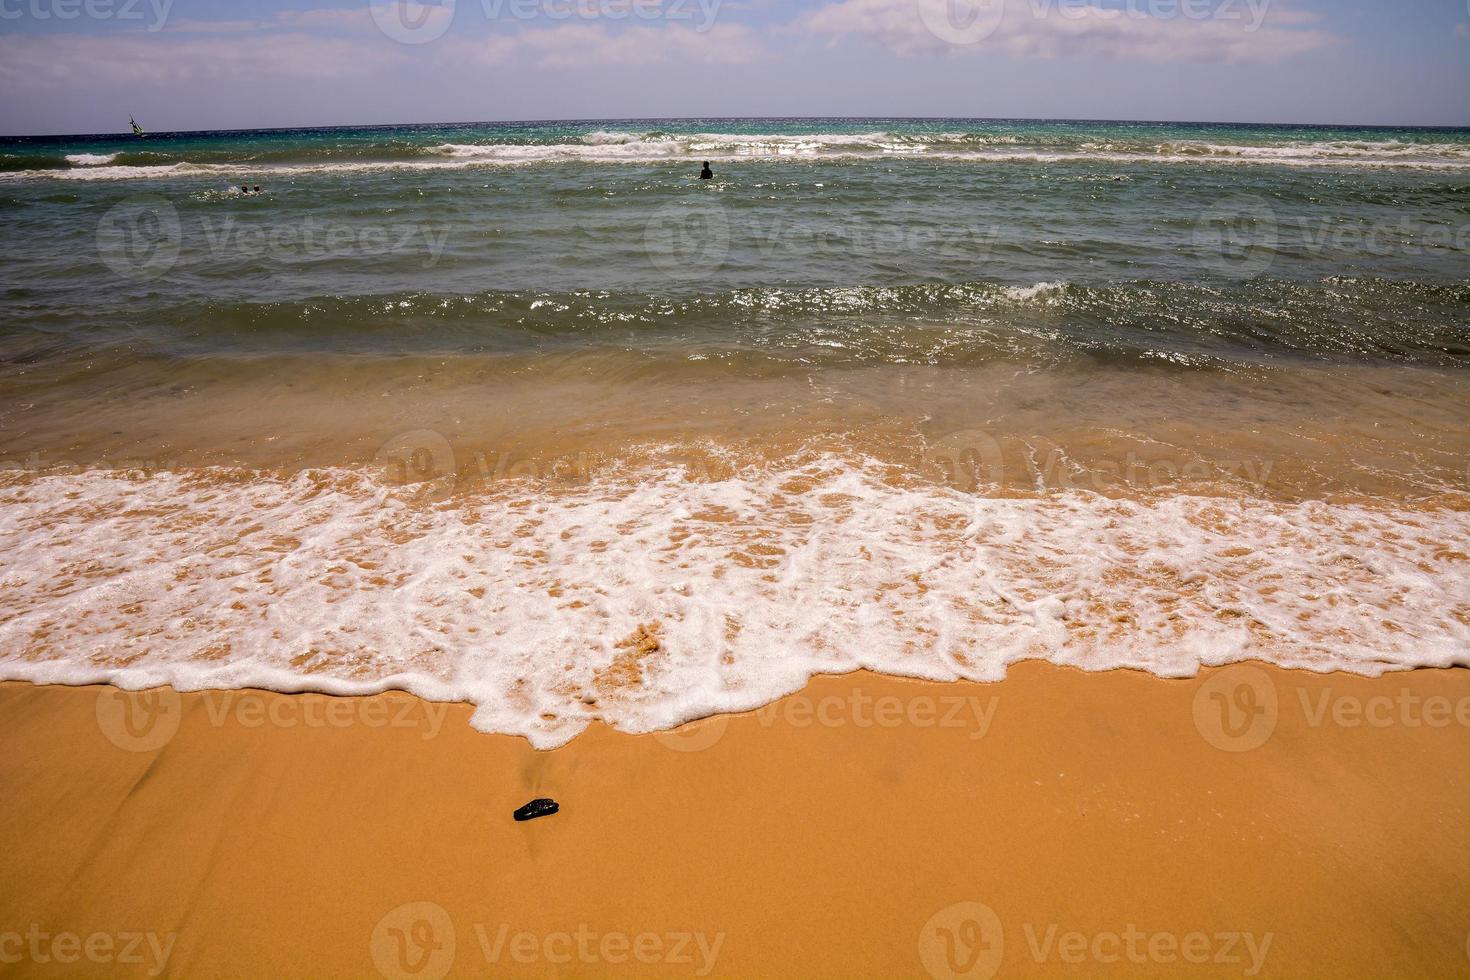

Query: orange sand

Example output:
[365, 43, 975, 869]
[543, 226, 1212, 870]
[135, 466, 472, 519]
[2, 663, 1469, 978]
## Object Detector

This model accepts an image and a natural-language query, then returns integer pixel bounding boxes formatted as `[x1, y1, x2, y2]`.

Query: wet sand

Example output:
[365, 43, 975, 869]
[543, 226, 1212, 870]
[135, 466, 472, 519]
[2, 663, 1469, 978]
[5, 354, 1469, 501]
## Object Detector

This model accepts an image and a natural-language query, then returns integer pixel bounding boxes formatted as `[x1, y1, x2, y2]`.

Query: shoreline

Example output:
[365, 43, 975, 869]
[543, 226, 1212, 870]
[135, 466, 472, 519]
[4, 663, 1469, 977]
[4, 461, 1467, 749]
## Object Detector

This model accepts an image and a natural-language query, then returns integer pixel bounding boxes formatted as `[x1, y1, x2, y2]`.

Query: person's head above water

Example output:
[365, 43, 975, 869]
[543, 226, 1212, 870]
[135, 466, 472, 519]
[699, 161, 713, 179]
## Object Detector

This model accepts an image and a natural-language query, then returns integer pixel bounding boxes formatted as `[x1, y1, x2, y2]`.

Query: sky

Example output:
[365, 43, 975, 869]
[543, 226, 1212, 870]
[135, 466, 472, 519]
[0, 0, 1466, 134]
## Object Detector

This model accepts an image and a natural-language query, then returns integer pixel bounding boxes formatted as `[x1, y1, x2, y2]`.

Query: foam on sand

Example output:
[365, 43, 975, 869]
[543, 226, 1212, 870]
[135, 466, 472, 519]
[0, 456, 1465, 748]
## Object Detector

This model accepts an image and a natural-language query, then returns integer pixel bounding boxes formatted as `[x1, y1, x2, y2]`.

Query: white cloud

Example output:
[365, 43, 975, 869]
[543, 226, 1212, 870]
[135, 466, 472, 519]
[449, 23, 764, 67]
[277, 7, 380, 31]
[0, 32, 401, 88]
[0, 18, 762, 94]
[803, 0, 1339, 63]
[161, 19, 269, 34]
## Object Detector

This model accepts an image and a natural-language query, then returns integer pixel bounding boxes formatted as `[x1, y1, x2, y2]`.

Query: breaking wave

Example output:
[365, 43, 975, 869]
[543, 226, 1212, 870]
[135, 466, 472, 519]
[5, 130, 1470, 181]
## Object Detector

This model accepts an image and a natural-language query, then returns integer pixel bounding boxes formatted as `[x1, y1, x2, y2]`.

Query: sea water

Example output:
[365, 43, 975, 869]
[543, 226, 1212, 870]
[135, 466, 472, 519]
[1, 118, 1467, 746]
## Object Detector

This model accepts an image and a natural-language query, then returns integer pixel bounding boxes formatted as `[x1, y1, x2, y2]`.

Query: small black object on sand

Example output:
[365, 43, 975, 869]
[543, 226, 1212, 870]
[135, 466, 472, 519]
[514, 798, 559, 822]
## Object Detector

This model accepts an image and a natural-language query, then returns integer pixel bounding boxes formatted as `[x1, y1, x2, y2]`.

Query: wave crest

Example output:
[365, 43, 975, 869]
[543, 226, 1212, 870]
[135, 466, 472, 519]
[6, 128, 1468, 181]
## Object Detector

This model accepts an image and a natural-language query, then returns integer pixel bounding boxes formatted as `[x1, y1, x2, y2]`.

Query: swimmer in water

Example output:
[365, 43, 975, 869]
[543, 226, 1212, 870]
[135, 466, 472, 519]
[699, 161, 713, 180]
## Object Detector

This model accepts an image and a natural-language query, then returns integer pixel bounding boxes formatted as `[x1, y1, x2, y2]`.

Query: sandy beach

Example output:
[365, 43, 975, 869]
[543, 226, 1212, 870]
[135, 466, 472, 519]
[3, 6, 1469, 977]
[3, 663, 1469, 978]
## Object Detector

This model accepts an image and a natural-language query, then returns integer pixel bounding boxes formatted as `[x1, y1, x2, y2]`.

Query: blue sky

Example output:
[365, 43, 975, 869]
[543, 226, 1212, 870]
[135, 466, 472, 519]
[0, 0, 1466, 134]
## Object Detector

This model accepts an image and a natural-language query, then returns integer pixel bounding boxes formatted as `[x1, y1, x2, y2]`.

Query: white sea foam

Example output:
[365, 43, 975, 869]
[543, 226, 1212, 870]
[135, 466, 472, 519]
[14, 162, 213, 181]
[7, 133, 1468, 182]
[582, 130, 643, 145]
[0, 458, 1466, 748]
[581, 130, 679, 145]
[429, 140, 688, 161]
[1153, 140, 1470, 160]
[1001, 281, 1068, 302]
[64, 153, 119, 166]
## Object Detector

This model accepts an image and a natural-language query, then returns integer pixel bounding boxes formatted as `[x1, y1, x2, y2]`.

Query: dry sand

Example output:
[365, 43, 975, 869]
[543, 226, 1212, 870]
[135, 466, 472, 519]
[2, 663, 1469, 978]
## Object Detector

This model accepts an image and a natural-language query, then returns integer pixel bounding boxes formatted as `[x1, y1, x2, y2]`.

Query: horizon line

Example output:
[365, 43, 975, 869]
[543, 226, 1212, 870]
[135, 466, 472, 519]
[5, 114, 1470, 141]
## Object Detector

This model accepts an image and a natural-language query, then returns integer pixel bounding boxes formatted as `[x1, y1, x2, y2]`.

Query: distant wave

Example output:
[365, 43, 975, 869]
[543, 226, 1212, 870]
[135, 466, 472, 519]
[63, 153, 119, 166]
[4, 131, 1470, 181]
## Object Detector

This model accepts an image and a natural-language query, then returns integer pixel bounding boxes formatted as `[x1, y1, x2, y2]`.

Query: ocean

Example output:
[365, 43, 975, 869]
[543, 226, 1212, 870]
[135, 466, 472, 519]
[1, 118, 1467, 747]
